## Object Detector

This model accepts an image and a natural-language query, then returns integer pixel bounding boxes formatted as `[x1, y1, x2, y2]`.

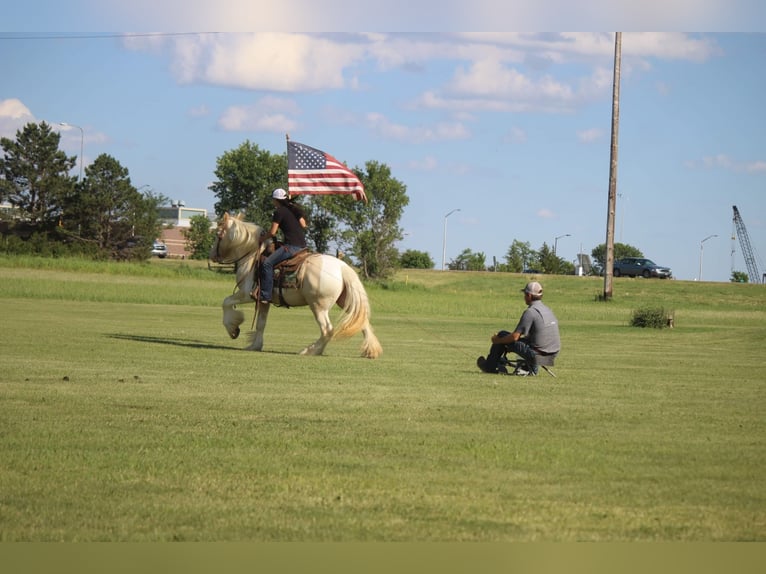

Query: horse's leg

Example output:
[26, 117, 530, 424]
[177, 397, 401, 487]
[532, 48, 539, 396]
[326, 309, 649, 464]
[221, 295, 245, 339]
[246, 301, 270, 351]
[299, 302, 334, 356]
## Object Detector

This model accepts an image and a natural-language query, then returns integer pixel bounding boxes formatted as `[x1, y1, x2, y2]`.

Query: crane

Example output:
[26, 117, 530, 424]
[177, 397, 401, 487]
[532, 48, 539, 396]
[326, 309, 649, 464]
[732, 205, 764, 284]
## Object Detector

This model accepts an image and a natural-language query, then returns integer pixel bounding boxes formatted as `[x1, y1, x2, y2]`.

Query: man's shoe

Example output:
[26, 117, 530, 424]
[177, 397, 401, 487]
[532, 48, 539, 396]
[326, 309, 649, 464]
[259, 299, 270, 305]
[514, 366, 537, 376]
[476, 356, 496, 374]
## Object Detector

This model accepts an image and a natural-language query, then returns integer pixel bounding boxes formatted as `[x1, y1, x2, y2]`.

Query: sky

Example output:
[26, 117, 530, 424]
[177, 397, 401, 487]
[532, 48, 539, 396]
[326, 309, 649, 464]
[2, 5, 765, 283]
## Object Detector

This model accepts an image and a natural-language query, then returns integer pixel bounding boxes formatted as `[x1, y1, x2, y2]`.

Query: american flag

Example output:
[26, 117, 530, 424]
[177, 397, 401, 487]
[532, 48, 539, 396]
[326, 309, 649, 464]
[287, 140, 367, 202]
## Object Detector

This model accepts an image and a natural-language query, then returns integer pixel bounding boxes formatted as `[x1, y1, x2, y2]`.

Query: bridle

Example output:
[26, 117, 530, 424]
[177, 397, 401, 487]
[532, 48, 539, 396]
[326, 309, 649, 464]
[211, 223, 255, 266]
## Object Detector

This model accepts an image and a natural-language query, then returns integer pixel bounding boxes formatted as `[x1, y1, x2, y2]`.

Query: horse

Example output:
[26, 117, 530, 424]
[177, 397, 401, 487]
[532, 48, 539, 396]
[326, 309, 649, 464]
[209, 212, 382, 359]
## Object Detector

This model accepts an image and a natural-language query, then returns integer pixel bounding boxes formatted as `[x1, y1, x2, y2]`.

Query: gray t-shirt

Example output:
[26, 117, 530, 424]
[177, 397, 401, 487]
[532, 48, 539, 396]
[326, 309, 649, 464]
[514, 300, 561, 354]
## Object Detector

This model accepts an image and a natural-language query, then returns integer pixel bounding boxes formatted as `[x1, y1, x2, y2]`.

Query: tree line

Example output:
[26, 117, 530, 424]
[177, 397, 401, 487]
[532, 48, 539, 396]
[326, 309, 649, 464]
[400, 241, 645, 276]
[207, 140, 409, 279]
[1, 122, 165, 260]
[0, 124, 412, 277]
[8, 122, 702, 280]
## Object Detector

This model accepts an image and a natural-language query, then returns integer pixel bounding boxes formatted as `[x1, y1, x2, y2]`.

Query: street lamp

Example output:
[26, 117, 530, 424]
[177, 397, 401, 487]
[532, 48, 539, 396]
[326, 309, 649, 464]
[554, 233, 571, 256]
[698, 234, 718, 281]
[59, 122, 84, 182]
[442, 208, 461, 271]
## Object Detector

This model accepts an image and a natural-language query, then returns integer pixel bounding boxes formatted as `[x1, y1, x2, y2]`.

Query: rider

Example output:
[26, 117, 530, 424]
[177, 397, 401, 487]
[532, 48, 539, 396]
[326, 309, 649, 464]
[254, 188, 307, 305]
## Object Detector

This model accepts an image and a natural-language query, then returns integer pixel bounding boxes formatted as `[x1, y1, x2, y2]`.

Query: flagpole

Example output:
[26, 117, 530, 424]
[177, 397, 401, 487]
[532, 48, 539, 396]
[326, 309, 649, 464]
[285, 134, 290, 197]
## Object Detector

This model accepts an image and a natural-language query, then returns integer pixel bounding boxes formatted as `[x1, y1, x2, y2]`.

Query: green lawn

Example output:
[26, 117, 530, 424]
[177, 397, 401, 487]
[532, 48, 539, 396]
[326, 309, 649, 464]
[0, 257, 764, 541]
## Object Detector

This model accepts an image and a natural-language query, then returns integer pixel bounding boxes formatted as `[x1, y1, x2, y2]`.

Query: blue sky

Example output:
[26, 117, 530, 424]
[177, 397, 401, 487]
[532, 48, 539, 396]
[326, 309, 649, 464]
[2, 23, 765, 281]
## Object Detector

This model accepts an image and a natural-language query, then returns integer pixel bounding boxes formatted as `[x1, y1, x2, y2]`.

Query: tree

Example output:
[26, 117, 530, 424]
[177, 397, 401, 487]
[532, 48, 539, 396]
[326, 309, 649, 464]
[558, 259, 576, 275]
[62, 154, 165, 258]
[504, 239, 536, 272]
[0, 121, 76, 228]
[209, 141, 335, 253]
[400, 249, 434, 269]
[209, 140, 287, 225]
[127, 190, 167, 260]
[731, 270, 749, 283]
[591, 242, 643, 275]
[449, 248, 486, 271]
[536, 243, 555, 273]
[210, 142, 408, 277]
[67, 154, 129, 248]
[537, 241, 574, 274]
[184, 214, 215, 260]
[320, 161, 409, 279]
[302, 199, 338, 255]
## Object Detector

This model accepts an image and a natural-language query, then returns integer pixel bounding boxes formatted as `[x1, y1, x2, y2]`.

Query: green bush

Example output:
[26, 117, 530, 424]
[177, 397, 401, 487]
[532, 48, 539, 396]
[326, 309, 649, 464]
[630, 306, 673, 328]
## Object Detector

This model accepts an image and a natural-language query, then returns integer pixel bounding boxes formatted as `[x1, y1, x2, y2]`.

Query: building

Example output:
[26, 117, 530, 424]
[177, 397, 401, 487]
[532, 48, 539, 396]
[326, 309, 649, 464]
[157, 201, 212, 258]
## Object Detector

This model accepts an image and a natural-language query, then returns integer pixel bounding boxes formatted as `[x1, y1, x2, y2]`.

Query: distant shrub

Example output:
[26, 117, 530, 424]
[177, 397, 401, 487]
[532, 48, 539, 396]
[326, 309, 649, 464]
[631, 306, 673, 329]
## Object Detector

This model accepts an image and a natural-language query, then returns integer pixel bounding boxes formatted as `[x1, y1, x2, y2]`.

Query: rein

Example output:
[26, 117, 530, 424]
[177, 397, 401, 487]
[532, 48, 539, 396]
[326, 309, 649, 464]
[212, 228, 260, 267]
[211, 222, 264, 298]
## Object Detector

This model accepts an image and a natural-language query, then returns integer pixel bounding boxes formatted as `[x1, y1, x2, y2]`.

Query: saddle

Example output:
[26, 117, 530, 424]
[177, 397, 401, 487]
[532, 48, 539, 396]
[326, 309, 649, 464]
[254, 244, 312, 307]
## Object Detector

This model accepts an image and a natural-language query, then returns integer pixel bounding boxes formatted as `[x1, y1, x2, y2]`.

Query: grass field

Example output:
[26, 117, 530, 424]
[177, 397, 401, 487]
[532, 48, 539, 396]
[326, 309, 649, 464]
[0, 255, 764, 541]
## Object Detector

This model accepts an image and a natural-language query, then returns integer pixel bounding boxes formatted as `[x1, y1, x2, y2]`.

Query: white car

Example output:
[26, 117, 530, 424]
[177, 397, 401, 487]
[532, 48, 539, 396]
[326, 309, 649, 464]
[151, 241, 168, 258]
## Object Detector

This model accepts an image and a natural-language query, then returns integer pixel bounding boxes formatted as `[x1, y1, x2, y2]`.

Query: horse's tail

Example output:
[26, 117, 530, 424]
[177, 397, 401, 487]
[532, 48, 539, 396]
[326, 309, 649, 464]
[333, 262, 382, 359]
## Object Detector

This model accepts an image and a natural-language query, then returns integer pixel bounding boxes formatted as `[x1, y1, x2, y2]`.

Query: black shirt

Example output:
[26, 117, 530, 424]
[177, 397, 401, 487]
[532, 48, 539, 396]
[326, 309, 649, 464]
[272, 203, 307, 248]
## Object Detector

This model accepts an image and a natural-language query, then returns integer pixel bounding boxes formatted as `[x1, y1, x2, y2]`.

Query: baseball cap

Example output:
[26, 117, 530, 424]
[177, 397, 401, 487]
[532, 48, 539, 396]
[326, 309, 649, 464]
[272, 188, 288, 200]
[521, 281, 543, 296]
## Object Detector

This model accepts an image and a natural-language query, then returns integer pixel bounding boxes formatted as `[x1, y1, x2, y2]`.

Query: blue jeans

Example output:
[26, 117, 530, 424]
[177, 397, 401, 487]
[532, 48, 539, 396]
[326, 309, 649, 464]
[259, 244, 304, 301]
[485, 330, 538, 373]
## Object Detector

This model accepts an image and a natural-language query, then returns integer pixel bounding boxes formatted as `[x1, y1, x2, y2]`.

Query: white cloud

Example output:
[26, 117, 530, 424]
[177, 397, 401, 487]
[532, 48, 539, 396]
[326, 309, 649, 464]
[578, 128, 603, 143]
[454, 32, 718, 63]
[407, 156, 439, 171]
[188, 104, 210, 118]
[365, 112, 470, 143]
[123, 32, 718, 95]
[115, 32, 726, 136]
[687, 154, 766, 174]
[169, 33, 364, 92]
[504, 126, 527, 144]
[623, 32, 721, 62]
[415, 57, 618, 115]
[537, 208, 556, 219]
[0, 98, 33, 120]
[0, 98, 35, 138]
[218, 97, 300, 132]
[703, 154, 735, 170]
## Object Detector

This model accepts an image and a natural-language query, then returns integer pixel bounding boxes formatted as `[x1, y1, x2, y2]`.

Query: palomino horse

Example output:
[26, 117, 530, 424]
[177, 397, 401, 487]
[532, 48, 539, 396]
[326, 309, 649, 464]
[209, 212, 382, 359]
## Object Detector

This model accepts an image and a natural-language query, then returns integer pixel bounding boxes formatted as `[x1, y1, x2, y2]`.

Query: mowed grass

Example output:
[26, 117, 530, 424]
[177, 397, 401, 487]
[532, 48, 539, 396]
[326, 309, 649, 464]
[0, 257, 764, 541]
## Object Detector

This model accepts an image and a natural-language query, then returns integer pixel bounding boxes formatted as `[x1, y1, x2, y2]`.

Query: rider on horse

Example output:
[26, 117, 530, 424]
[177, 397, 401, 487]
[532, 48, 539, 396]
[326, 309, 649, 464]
[253, 188, 308, 305]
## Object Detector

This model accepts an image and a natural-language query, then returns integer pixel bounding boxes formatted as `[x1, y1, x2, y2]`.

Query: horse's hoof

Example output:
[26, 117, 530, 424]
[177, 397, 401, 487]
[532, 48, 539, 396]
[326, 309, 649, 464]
[230, 327, 240, 339]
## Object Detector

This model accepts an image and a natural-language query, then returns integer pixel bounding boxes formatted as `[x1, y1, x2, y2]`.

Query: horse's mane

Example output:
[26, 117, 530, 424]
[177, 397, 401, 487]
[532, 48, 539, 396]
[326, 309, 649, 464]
[216, 214, 263, 263]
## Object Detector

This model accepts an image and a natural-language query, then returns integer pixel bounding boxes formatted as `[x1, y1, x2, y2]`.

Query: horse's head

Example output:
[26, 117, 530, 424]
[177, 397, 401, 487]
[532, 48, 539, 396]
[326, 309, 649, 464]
[210, 212, 261, 264]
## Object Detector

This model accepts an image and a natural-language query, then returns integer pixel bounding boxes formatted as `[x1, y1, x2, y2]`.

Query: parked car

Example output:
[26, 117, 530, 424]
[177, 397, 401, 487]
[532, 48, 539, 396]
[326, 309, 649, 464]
[613, 257, 671, 278]
[151, 240, 168, 258]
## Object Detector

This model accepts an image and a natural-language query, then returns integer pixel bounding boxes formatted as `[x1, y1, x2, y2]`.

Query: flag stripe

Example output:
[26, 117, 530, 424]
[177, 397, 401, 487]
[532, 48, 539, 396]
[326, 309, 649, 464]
[287, 140, 367, 202]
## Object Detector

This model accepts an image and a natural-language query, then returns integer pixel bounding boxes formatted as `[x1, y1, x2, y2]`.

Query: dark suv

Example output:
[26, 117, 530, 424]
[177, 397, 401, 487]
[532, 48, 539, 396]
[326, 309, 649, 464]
[613, 257, 671, 279]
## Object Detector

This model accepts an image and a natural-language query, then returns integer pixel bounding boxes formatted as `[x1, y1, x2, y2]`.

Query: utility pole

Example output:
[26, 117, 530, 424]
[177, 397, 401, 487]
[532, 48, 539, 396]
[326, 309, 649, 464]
[603, 32, 622, 300]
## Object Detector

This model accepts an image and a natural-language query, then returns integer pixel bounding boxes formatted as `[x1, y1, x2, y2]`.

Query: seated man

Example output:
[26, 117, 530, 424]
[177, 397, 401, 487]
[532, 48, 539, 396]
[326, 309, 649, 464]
[477, 281, 560, 375]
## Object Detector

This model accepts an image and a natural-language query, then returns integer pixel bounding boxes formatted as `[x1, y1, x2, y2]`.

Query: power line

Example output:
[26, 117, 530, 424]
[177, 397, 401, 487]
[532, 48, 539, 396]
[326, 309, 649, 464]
[0, 32, 221, 41]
